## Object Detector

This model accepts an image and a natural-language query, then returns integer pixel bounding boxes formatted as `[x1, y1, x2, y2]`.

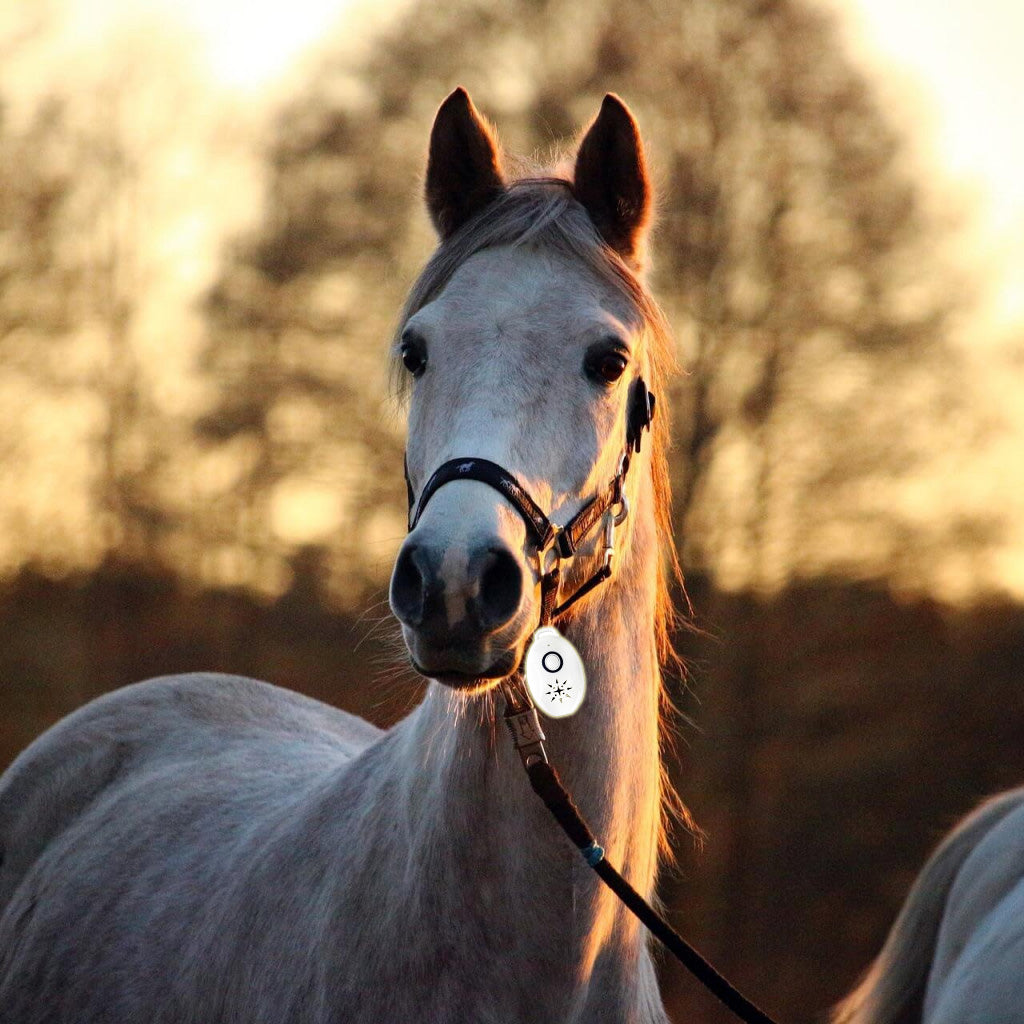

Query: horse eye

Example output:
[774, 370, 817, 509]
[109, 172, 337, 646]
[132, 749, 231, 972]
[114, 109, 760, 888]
[587, 351, 628, 385]
[400, 336, 427, 378]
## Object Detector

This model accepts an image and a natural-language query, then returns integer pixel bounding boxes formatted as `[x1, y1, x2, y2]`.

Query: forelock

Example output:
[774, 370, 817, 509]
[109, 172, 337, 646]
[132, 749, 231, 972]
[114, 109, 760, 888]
[389, 178, 670, 397]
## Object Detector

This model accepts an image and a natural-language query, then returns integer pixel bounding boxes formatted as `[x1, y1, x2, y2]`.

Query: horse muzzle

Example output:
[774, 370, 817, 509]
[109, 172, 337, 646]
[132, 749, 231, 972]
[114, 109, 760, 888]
[389, 534, 532, 687]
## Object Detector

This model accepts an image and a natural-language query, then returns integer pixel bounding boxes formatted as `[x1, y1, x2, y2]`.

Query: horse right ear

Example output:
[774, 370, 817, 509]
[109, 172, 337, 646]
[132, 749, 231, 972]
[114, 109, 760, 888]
[426, 88, 506, 240]
[573, 94, 652, 268]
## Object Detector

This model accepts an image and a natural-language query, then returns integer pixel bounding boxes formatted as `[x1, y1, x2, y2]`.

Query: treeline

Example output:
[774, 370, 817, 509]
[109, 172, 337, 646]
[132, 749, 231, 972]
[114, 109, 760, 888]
[1, 0, 1001, 599]
[668, 575, 1024, 1021]
[0, 557, 420, 774]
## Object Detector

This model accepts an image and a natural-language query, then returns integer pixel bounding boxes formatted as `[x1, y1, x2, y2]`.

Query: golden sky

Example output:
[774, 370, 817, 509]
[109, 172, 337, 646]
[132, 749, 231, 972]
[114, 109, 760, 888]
[829, 0, 1024, 332]
[43, 0, 1024, 329]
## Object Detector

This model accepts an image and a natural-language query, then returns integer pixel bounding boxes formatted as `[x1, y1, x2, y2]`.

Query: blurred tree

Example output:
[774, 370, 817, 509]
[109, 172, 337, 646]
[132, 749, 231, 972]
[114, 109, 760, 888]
[0, 98, 73, 346]
[0, 33, 197, 575]
[72, 73, 173, 562]
[0, 92, 95, 567]
[194, 78, 414, 601]
[198, 0, 983, 607]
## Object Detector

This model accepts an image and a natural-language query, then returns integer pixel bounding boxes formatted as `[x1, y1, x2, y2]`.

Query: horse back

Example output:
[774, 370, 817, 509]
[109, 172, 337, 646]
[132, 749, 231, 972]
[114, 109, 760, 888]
[834, 787, 1024, 1024]
[0, 672, 380, 914]
[924, 793, 1024, 1021]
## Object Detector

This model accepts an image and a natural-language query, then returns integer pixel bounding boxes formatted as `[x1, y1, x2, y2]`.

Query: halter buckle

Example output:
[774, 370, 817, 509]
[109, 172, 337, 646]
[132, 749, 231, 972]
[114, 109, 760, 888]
[612, 492, 630, 527]
[611, 452, 629, 505]
[602, 513, 615, 571]
[540, 527, 563, 575]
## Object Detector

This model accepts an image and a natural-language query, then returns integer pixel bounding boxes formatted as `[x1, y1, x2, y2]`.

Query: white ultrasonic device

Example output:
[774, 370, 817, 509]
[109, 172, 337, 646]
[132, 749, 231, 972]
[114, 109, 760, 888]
[523, 626, 587, 718]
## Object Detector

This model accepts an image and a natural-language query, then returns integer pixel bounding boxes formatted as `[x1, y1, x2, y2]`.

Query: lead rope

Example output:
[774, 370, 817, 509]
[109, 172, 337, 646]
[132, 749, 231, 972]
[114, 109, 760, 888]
[499, 548, 779, 1024]
[499, 398, 779, 1024]
[501, 682, 779, 1024]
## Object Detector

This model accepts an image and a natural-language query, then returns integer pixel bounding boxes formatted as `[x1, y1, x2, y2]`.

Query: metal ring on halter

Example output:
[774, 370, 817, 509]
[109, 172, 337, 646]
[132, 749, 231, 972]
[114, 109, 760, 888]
[601, 512, 616, 571]
[612, 493, 630, 527]
[539, 530, 562, 576]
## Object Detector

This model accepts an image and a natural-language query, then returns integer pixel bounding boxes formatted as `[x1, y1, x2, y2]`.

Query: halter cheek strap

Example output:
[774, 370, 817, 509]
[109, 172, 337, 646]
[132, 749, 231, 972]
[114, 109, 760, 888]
[403, 378, 656, 625]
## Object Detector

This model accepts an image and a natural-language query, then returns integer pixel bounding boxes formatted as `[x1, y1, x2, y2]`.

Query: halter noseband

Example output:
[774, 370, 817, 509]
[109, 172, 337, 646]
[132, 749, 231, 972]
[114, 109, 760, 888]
[403, 378, 656, 627]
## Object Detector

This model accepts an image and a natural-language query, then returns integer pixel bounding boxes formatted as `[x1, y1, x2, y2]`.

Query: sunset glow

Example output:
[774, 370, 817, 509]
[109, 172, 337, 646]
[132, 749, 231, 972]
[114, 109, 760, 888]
[158, 0, 348, 91]
[49, 0, 352, 93]
[3, 0, 1024, 602]
[832, 0, 1024, 332]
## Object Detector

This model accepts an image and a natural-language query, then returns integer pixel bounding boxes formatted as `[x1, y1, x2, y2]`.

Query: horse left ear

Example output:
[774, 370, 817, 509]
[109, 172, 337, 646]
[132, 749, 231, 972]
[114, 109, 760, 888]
[426, 88, 506, 240]
[573, 94, 652, 267]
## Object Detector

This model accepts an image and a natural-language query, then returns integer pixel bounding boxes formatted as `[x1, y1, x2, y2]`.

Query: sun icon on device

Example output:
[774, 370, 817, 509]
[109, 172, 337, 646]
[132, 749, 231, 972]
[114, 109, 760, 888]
[545, 678, 573, 704]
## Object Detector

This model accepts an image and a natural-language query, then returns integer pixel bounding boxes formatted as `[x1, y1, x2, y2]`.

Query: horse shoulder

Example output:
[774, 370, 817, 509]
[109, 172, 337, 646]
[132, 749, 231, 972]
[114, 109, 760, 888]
[0, 672, 381, 911]
[924, 792, 1024, 1020]
[833, 786, 1024, 1024]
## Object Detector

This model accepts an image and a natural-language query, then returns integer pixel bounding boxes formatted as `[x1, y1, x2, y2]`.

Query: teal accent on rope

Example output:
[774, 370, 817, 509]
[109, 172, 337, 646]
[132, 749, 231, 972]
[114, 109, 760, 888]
[582, 842, 605, 866]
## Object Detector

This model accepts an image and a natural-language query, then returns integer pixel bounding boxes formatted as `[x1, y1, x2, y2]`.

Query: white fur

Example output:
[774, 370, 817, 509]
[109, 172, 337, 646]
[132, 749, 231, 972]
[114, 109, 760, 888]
[834, 788, 1024, 1024]
[0, 236, 671, 1021]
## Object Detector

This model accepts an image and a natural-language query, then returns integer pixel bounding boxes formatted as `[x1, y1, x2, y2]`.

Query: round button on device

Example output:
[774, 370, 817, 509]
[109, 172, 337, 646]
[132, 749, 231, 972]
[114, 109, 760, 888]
[541, 650, 563, 674]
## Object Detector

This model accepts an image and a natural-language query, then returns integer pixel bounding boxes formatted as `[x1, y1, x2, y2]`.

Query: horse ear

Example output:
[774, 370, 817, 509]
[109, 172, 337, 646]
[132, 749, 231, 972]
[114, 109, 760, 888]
[426, 88, 506, 239]
[573, 94, 652, 266]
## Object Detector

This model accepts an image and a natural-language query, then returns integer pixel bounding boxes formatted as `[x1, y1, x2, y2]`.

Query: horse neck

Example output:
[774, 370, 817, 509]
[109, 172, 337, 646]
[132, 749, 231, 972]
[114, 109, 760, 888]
[391, 461, 664, 963]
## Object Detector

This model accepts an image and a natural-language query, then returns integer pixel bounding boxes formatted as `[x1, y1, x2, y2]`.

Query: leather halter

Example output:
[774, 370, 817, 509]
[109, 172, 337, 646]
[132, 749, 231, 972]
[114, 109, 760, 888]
[403, 378, 656, 627]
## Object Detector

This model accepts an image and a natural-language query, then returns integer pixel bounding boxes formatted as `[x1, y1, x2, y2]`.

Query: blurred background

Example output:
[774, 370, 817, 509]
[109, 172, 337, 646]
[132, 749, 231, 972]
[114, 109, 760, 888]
[2, 0, 1023, 1019]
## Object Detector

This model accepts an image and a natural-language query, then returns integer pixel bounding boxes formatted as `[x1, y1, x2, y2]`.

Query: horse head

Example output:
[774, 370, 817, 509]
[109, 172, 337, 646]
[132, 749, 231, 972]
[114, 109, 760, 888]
[389, 88, 665, 690]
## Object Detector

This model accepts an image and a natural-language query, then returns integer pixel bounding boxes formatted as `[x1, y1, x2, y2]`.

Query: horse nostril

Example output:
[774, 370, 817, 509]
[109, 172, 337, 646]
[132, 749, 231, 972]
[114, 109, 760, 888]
[476, 547, 523, 630]
[390, 543, 426, 627]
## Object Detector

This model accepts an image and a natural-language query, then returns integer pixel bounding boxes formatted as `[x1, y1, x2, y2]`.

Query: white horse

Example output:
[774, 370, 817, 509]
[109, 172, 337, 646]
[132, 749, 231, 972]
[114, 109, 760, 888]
[0, 90, 686, 1022]
[834, 787, 1024, 1024]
